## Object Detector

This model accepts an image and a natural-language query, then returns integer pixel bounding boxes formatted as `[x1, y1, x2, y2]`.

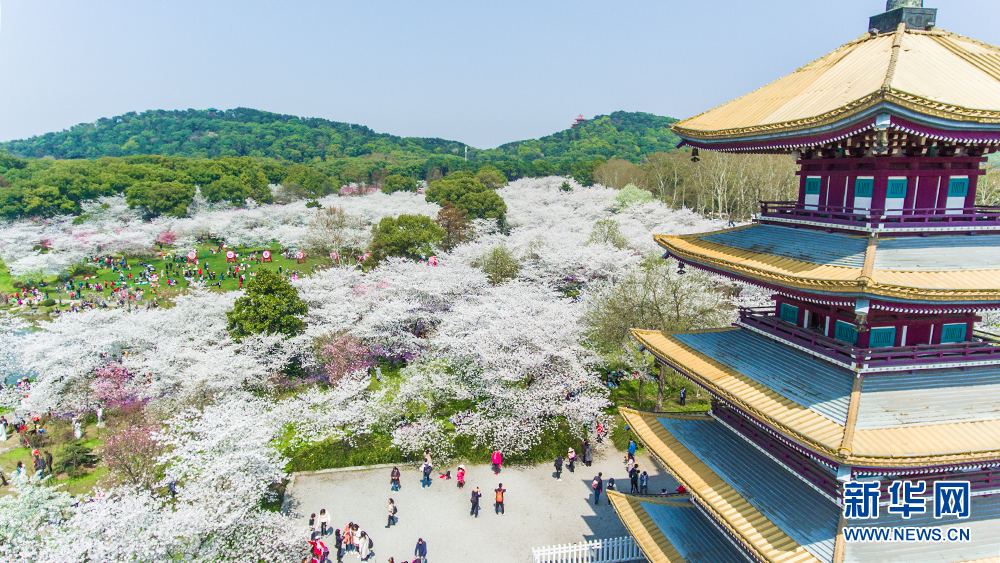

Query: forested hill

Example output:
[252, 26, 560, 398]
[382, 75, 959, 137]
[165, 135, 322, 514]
[0, 108, 470, 162]
[1, 108, 679, 164]
[493, 111, 680, 162]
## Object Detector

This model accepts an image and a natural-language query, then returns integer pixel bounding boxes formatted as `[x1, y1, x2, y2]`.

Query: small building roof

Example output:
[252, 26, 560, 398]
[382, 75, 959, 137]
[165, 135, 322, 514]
[673, 26, 1000, 150]
[621, 410, 833, 563]
[658, 224, 1000, 303]
[621, 409, 1000, 563]
[608, 492, 752, 563]
[632, 327, 1000, 467]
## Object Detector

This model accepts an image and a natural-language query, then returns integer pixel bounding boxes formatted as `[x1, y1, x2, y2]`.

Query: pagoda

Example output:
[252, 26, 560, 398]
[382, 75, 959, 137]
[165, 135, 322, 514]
[609, 2, 1000, 562]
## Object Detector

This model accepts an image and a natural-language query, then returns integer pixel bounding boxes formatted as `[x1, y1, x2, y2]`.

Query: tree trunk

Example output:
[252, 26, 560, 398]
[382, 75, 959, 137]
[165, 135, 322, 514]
[656, 364, 665, 412]
[638, 379, 645, 411]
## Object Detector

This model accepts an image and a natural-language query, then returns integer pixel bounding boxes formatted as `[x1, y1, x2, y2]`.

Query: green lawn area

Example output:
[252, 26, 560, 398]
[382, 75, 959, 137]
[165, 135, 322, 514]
[0, 424, 107, 496]
[2, 244, 340, 309]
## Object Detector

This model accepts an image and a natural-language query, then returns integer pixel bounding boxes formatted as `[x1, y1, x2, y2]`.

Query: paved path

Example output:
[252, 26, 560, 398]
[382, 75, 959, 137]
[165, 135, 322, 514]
[287, 449, 678, 563]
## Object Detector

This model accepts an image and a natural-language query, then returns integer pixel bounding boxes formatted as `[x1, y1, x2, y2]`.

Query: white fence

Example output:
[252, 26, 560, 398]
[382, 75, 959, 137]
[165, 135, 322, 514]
[531, 537, 645, 563]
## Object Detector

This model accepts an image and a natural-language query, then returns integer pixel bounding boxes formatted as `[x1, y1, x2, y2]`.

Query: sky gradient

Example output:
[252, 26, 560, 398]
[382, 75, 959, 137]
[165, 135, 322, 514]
[1, 0, 998, 148]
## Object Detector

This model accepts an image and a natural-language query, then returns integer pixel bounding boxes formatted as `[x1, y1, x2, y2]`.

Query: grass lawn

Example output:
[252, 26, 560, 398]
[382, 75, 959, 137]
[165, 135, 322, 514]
[0, 423, 107, 497]
[1, 244, 341, 310]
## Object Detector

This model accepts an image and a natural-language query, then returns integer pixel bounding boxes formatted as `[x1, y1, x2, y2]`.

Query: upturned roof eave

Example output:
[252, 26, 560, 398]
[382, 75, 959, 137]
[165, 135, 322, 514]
[656, 233, 1000, 305]
[672, 26, 1000, 151]
[629, 330, 1000, 469]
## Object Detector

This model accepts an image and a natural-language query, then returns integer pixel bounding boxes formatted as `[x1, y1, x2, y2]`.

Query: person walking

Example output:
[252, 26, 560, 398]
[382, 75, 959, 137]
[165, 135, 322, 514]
[414, 538, 427, 563]
[309, 513, 317, 536]
[318, 508, 330, 536]
[606, 477, 616, 504]
[627, 439, 637, 461]
[592, 473, 603, 505]
[358, 531, 373, 561]
[630, 466, 640, 494]
[386, 498, 397, 528]
[567, 448, 577, 473]
[421, 462, 432, 488]
[391, 466, 401, 491]
[583, 443, 593, 467]
[491, 450, 503, 474]
[554, 456, 563, 481]
[334, 528, 343, 562]
[456, 465, 466, 489]
[679, 387, 687, 406]
[494, 483, 506, 515]
[471, 486, 482, 517]
[640, 471, 649, 494]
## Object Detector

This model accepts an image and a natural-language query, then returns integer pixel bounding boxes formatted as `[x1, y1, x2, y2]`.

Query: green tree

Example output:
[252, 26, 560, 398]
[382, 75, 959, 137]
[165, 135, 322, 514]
[587, 218, 628, 249]
[584, 256, 732, 410]
[474, 165, 507, 190]
[226, 269, 308, 341]
[381, 174, 418, 194]
[125, 181, 195, 217]
[612, 183, 654, 211]
[369, 214, 445, 261]
[425, 172, 507, 221]
[476, 244, 520, 285]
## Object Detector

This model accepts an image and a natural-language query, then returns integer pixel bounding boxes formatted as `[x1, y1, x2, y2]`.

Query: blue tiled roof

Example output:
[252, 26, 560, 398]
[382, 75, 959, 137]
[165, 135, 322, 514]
[856, 365, 1000, 430]
[657, 416, 840, 563]
[700, 226, 869, 268]
[845, 494, 1000, 562]
[672, 330, 854, 425]
[640, 500, 750, 563]
[875, 235, 1000, 272]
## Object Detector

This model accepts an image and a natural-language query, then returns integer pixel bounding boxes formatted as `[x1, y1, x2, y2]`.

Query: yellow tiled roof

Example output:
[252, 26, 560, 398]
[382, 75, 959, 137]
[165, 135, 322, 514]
[607, 492, 691, 563]
[673, 27, 1000, 141]
[632, 328, 1000, 468]
[632, 328, 847, 456]
[620, 409, 822, 563]
[657, 229, 1000, 302]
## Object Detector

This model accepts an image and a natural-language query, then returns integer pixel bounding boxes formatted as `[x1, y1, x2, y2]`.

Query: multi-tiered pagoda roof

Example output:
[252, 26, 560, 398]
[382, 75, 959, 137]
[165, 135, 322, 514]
[611, 3, 1000, 563]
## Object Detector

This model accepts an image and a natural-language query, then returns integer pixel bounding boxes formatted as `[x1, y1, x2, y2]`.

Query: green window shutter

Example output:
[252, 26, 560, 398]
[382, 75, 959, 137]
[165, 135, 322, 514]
[948, 178, 969, 197]
[854, 179, 874, 198]
[941, 323, 967, 344]
[805, 178, 821, 195]
[887, 179, 908, 199]
[869, 327, 896, 348]
[779, 304, 799, 324]
[835, 321, 858, 345]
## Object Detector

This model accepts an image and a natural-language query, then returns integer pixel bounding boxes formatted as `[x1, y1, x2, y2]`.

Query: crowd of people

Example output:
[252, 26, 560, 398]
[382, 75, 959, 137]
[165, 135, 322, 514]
[299, 437, 649, 563]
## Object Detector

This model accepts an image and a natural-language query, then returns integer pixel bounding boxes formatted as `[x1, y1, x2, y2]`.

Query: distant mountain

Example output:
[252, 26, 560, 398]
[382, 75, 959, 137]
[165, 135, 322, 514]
[493, 111, 681, 162]
[1, 108, 679, 164]
[0, 108, 470, 162]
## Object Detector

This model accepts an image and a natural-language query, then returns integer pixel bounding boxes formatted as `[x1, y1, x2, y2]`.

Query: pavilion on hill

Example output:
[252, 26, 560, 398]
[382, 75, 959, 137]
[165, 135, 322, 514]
[609, 2, 1000, 563]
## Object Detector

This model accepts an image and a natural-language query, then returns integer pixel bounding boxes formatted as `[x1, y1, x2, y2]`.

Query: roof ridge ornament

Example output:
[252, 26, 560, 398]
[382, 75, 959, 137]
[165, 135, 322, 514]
[871, 1, 936, 33]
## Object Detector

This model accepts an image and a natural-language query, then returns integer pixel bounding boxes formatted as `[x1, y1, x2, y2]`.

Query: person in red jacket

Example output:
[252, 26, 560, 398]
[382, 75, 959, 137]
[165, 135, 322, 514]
[491, 450, 503, 474]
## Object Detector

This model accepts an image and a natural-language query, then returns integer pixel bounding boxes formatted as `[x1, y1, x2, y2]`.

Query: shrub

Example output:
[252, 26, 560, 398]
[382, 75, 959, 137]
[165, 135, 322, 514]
[41, 298, 55, 307]
[476, 244, 520, 285]
[612, 183, 654, 211]
[587, 218, 628, 249]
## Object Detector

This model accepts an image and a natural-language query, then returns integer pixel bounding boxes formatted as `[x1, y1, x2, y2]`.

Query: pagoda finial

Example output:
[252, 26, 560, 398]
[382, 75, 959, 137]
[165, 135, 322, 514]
[871, 0, 935, 32]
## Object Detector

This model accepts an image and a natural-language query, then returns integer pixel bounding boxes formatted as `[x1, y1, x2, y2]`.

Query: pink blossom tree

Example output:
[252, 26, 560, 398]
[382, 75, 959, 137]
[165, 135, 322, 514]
[101, 421, 164, 491]
[155, 230, 177, 248]
[319, 333, 371, 383]
[90, 362, 144, 408]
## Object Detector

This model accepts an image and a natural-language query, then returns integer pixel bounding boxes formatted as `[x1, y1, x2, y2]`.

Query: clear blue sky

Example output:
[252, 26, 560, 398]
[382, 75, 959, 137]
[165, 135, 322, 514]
[1, 0, 998, 148]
